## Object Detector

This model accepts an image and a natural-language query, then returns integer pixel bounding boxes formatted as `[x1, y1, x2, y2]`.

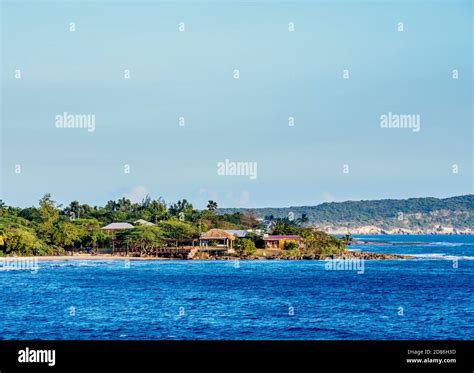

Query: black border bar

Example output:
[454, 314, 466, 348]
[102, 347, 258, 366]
[0, 340, 472, 372]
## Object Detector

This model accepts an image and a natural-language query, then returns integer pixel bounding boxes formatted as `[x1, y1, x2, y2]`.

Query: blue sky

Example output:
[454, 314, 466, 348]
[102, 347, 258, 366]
[1, 0, 472, 208]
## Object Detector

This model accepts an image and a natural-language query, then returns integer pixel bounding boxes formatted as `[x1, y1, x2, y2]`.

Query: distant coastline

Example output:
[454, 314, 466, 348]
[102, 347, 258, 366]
[219, 195, 474, 235]
[324, 227, 473, 235]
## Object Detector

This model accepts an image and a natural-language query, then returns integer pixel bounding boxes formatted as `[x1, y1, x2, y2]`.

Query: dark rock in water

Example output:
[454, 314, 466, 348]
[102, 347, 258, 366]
[201, 249, 413, 260]
[335, 251, 413, 260]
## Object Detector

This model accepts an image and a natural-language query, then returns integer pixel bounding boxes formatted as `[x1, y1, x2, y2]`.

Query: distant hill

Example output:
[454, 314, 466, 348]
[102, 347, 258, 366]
[218, 195, 474, 234]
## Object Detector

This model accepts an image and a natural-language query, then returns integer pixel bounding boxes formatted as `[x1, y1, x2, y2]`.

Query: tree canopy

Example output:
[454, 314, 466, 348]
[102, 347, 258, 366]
[0, 194, 282, 256]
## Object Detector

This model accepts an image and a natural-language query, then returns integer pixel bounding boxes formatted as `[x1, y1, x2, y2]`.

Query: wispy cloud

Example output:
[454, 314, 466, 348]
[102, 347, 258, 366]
[124, 186, 148, 203]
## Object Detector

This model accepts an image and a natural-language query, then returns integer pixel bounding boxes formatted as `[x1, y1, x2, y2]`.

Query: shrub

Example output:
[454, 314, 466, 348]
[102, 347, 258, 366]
[283, 241, 299, 250]
[236, 238, 256, 256]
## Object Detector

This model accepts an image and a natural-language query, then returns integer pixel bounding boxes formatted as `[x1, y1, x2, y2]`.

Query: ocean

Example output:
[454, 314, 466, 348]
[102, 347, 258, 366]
[1, 235, 472, 340]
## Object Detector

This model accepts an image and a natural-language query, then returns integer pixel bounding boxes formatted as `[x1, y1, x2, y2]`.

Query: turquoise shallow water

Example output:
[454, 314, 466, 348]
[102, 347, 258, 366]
[0, 235, 473, 340]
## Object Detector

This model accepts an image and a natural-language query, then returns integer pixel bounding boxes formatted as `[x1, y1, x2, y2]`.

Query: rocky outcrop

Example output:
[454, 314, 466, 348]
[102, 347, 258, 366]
[333, 251, 412, 260]
[322, 225, 474, 235]
[248, 250, 413, 260]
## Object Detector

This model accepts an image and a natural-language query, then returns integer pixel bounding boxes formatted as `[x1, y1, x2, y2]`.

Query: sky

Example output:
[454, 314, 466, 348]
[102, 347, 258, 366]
[1, 0, 472, 209]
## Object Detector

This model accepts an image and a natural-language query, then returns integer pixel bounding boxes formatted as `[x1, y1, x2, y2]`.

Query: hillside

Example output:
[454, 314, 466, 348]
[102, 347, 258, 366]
[218, 195, 474, 234]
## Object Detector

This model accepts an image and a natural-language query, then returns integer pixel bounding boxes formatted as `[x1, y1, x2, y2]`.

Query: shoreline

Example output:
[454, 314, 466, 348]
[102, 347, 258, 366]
[0, 255, 167, 261]
[1, 252, 414, 261]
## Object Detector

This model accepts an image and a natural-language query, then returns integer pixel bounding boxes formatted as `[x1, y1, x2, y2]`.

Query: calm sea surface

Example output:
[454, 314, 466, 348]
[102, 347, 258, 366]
[1, 235, 473, 340]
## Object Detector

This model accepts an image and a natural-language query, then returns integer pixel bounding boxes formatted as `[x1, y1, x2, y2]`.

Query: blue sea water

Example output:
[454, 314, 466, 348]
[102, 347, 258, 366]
[0, 235, 473, 340]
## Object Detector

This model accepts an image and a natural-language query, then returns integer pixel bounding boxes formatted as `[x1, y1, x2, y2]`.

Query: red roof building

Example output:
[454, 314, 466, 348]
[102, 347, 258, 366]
[262, 235, 301, 249]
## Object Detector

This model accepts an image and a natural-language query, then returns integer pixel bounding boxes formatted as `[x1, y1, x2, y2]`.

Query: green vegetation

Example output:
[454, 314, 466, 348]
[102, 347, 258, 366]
[219, 195, 474, 230]
[283, 241, 299, 250]
[117, 226, 166, 253]
[235, 238, 257, 256]
[0, 218, 49, 256]
[270, 219, 346, 257]
[0, 194, 346, 257]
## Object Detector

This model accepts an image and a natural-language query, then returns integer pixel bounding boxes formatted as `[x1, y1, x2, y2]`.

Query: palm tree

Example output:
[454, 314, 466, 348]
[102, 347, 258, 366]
[169, 199, 193, 216]
[207, 200, 218, 212]
[116, 198, 132, 212]
[342, 234, 353, 246]
[65, 200, 81, 219]
[105, 200, 118, 212]
[297, 213, 309, 226]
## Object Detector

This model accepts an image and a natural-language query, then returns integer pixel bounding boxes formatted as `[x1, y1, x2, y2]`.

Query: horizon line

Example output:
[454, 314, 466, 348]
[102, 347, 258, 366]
[1, 193, 472, 210]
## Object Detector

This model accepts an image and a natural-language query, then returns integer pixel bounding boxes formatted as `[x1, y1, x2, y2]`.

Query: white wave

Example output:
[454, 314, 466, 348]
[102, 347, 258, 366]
[412, 253, 474, 260]
[428, 242, 466, 247]
[0, 267, 39, 271]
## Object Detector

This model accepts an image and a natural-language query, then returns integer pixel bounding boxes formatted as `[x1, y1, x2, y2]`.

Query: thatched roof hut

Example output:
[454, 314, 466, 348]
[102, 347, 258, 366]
[199, 229, 235, 250]
[200, 229, 236, 240]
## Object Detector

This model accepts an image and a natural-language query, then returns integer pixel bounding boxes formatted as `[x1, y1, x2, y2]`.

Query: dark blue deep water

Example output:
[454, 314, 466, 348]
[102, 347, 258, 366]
[1, 235, 473, 340]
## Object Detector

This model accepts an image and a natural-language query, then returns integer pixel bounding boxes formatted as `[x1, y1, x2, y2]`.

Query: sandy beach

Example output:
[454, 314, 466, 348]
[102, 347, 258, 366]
[1, 254, 168, 261]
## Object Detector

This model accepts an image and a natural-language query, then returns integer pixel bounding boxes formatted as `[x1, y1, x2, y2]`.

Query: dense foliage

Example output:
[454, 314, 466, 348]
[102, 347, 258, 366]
[219, 195, 474, 229]
[0, 194, 348, 257]
[269, 218, 346, 257]
[0, 194, 280, 256]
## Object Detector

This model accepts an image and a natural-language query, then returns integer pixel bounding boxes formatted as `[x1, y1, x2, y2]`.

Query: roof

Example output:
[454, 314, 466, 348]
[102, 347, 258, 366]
[224, 230, 249, 238]
[200, 229, 235, 240]
[101, 222, 134, 230]
[263, 235, 301, 241]
[134, 219, 155, 226]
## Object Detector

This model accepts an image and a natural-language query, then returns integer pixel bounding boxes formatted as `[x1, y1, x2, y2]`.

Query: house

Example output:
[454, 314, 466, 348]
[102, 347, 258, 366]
[134, 219, 156, 226]
[100, 222, 134, 231]
[263, 234, 301, 249]
[199, 229, 235, 249]
[100, 222, 134, 253]
[224, 229, 263, 238]
[224, 230, 249, 238]
[258, 219, 275, 233]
